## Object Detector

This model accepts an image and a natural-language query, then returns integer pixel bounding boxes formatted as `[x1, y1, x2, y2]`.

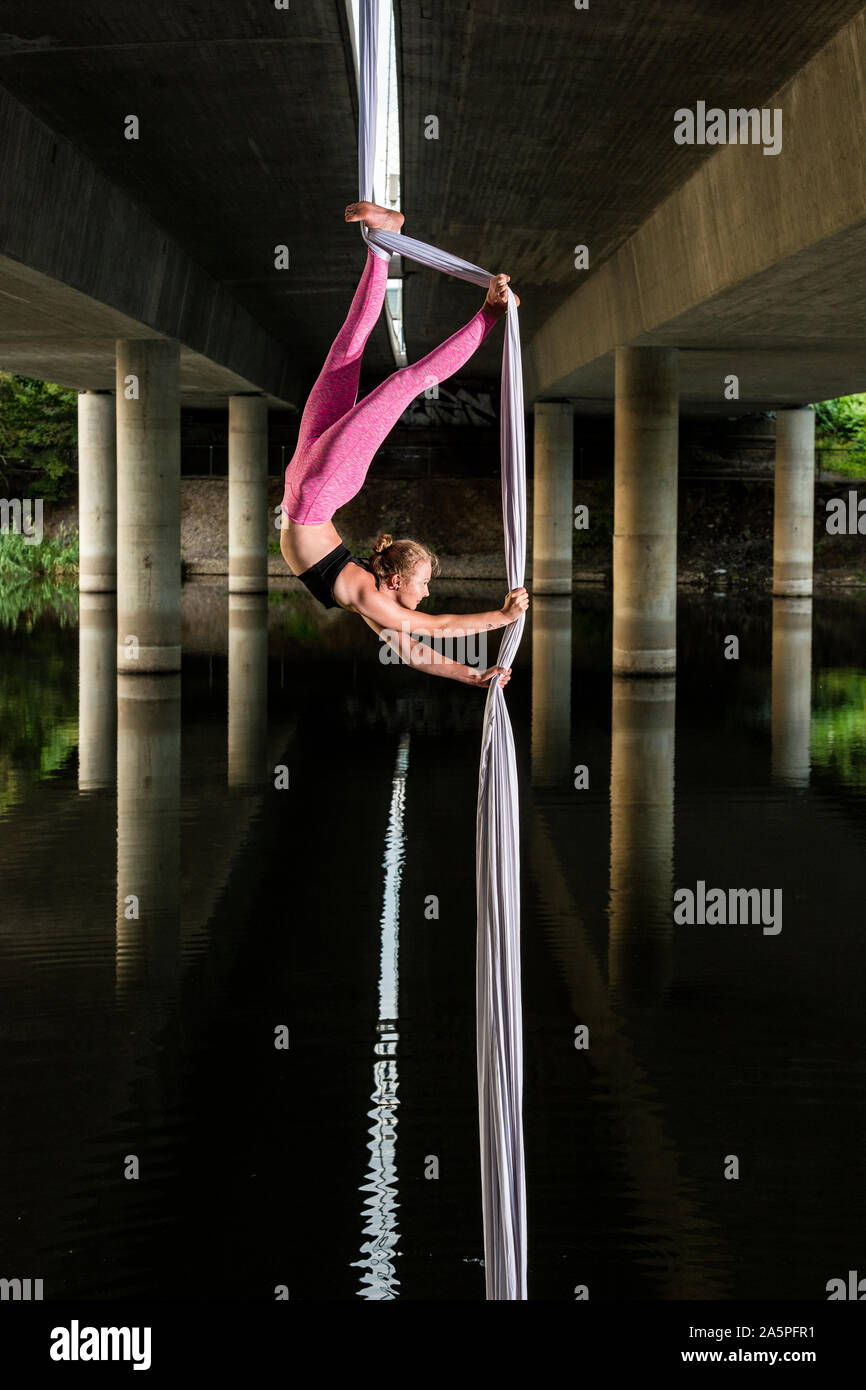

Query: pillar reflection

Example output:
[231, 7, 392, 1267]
[531, 596, 572, 788]
[228, 593, 269, 788]
[608, 676, 676, 1002]
[116, 674, 181, 1001]
[78, 592, 117, 791]
[771, 596, 812, 787]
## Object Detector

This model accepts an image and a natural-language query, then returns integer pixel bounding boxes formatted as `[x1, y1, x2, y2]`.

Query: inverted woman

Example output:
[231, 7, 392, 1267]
[279, 201, 529, 689]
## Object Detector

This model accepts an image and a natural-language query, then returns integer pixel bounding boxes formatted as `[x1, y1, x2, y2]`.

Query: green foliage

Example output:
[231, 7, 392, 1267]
[812, 395, 866, 444]
[811, 395, 866, 476]
[0, 578, 78, 633]
[0, 522, 79, 583]
[0, 620, 78, 815]
[811, 669, 866, 787]
[0, 371, 78, 500]
[0, 523, 79, 631]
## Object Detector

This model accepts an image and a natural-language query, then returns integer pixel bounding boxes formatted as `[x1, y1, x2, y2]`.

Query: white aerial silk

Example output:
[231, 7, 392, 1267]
[358, 0, 528, 1301]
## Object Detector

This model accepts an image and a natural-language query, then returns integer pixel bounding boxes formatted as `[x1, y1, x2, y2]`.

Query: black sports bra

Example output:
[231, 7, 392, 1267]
[296, 542, 374, 610]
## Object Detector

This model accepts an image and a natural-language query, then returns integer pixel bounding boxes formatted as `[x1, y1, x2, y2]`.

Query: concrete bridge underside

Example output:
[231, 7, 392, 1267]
[1, 0, 863, 677]
[523, 7, 866, 414]
[1, 0, 865, 405]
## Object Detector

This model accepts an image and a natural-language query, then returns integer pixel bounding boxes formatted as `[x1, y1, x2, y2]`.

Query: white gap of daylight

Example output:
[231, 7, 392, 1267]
[346, 0, 406, 365]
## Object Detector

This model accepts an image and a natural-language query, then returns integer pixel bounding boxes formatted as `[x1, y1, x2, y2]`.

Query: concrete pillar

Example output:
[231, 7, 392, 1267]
[530, 596, 572, 787]
[229, 394, 269, 593]
[228, 592, 269, 786]
[116, 339, 181, 672]
[613, 347, 678, 675]
[116, 673, 181, 1001]
[771, 597, 812, 786]
[608, 676, 675, 1002]
[532, 402, 573, 594]
[77, 390, 116, 592]
[773, 408, 815, 597]
[78, 593, 117, 790]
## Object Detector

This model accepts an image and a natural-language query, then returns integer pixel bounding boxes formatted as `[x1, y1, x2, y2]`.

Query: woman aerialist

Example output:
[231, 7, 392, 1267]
[279, 201, 529, 689]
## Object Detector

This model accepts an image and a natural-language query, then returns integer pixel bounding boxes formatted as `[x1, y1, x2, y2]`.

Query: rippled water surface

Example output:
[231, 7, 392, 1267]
[1, 582, 864, 1299]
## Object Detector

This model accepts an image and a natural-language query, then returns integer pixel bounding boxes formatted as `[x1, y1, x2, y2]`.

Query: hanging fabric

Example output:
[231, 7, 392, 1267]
[358, 0, 527, 1300]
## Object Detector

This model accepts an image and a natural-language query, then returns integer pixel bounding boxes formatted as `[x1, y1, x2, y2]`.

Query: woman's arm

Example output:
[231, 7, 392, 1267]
[425, 587, 529, 636]
[348, 577, 528, 636]
[360, 615, 512, 688]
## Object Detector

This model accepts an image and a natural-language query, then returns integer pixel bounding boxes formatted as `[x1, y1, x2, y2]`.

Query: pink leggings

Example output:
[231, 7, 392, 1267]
[282, 247, 499, 525]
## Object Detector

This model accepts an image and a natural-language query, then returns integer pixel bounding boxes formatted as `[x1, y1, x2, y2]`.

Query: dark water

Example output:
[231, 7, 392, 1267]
[0, 580, 864, 1300]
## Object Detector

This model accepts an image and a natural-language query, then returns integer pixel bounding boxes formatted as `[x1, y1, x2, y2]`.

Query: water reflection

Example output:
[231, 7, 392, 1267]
[608, 676, 676, 1002]
[228, 593, 269, 788]
[78, 593, 117, 791]
[531, 596, 572, 787]
[530, 802, 725, 1297]
[771, 597, 812, 787]
[2, 582, 866, 1298]
[810, 666, 866, 791]
[0, 613, 77, 819]
[352, 733, 409, 1299]
[115, 674, 181, 1002]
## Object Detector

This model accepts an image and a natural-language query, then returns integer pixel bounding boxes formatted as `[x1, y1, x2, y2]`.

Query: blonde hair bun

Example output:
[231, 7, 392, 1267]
[367, 535, 441, 588]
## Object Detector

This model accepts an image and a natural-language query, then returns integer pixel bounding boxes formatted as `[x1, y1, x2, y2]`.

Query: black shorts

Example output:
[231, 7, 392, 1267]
[296, 543, 374, 609]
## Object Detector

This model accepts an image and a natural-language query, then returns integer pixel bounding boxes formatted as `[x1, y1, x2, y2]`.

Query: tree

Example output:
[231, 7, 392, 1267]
[0, 372, 78, 501]
[811, 394, 866, 451]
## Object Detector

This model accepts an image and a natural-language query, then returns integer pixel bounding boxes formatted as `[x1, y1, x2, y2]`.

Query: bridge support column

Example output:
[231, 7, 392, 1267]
[532, 401, 573, 594]
[116, 339, 181, 673]
[613, 347, 678, 675]
[229, 394, 269, 593]
[78, 390, 116, 592]
[773, 408, 815, 597]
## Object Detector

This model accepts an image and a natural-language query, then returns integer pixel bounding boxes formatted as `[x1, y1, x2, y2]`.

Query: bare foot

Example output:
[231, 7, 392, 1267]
[484, 273, 520, 318]
[345, 201, 404, 234]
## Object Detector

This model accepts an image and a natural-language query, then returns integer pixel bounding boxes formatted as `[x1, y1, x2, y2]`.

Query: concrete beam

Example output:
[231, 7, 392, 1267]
[525, 9, 866, 411]
[0, 84, 300, 407]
